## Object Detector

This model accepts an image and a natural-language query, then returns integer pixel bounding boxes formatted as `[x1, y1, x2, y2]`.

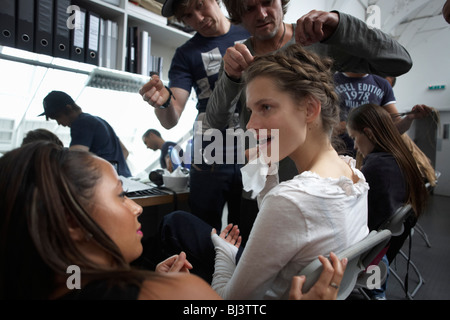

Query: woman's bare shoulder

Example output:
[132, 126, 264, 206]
[138, 273, 222, 300]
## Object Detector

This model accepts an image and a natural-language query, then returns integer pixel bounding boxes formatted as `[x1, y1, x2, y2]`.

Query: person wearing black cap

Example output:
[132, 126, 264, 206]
[139, 0, 250, 233]
[40, 90, 132, 177]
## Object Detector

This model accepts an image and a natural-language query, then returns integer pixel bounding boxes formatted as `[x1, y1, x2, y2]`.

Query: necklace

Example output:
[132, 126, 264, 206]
[252, 22, 287, 54]
[276, 22, 287, 50]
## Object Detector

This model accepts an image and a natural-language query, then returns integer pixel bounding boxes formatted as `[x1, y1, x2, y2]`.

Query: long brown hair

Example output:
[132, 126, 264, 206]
[401, 134, 437, 187]
[0, 142, 157, 299]
[347, 104, 428, 217]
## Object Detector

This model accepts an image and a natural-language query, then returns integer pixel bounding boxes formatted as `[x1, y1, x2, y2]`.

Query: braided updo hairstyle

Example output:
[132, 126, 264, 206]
[243, 43, 340, 136]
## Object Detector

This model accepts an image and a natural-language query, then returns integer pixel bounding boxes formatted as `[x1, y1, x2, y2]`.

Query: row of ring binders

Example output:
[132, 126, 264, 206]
[0, 0, 103, 66]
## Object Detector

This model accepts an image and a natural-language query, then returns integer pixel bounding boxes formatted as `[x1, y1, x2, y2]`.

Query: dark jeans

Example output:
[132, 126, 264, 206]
[239, 197, 259, 247]
[189, 163, 243, 231]
[159, 211, 244, 284]
[386, 214, 418, 263]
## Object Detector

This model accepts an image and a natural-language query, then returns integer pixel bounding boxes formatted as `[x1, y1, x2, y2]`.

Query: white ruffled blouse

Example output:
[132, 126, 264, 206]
[211, 156, 369, 300]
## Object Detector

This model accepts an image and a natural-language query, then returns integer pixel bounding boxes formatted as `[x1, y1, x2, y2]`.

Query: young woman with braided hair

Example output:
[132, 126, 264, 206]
[160, 43, 367, 300]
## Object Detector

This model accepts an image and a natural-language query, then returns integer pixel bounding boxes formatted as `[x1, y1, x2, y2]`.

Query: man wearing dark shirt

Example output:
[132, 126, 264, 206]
[142, 129, 176, 170]
[40, 91, 131, 177]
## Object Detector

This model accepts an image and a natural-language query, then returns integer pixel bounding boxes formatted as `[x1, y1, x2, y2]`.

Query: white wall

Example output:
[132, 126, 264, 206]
[284, 0, 328, 23]
[392, 27, 450, 113]
[285, 0, 368, 23]
[383, 8, 450, 196]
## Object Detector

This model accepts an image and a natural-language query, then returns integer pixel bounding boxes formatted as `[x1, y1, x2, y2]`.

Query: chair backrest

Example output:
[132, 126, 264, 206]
[297, 229, 392, 300]
[379, 204, 414, 236]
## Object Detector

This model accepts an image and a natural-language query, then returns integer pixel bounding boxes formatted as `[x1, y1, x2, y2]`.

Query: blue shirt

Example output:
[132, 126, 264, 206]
[70, 113, 132, 177]
[160, 141, 177, 169]
[334, 73, 396, 121]
[168, 25, 250, 113]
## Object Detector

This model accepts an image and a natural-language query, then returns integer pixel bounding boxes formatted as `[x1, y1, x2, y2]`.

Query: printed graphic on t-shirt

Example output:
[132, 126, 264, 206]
[202, 47, 222, 77]
[196, 77, 213, 100]
[335, 82, 386, 109]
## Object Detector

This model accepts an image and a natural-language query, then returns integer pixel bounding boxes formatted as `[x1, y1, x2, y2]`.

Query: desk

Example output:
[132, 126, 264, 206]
[122, 177, 189, 208]
[131, 190, 189, 207]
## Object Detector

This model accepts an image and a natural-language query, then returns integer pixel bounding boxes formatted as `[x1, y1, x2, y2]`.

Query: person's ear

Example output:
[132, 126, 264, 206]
[305, 96, 321, 124]
[66, 215, 91, 242]
[363, 127, 375, 141]
[68, 225, 86, 242]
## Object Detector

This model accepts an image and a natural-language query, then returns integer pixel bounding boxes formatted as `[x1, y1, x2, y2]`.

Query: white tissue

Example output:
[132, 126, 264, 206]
[240, 157, 278, 199]
[168, 166, 187, 177]
[163, 166, 187, 177]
